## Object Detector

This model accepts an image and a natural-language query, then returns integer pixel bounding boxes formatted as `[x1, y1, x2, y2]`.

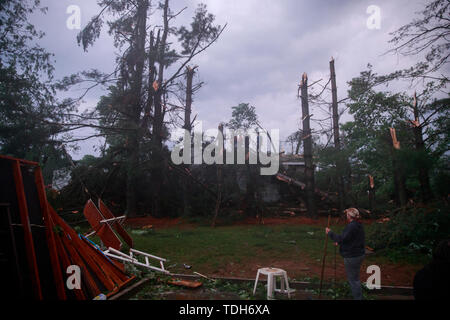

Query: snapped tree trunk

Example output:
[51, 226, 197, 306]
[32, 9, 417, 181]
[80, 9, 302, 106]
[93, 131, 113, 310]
[126, 0, 148, 217]
[389, 128, 407, 207]
[151, 0, 169, 218]
[212, 124, 224, 227]
[152, 88, 164, 217]
[330, 58, 346, 213]
[300, 73, 318, 219]
[183, 67, 195, 216]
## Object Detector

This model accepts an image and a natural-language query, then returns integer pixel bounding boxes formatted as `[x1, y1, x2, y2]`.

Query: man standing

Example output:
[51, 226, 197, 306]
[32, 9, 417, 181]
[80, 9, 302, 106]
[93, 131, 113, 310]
[326, 208, 365, 300]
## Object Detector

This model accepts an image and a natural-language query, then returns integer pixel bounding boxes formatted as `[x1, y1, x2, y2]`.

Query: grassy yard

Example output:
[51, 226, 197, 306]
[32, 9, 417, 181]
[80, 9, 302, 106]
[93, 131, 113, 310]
[129, 224, 328, 274]
[123, 222, 429, 286]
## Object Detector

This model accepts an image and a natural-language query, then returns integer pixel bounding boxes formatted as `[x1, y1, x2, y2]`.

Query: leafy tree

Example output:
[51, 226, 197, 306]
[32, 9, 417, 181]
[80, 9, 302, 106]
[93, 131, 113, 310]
[60, 0, 225, 216]
[418, 97, 449, 199]
[0, 0, 71, 182]
[225, 103, 263, 218]
[343, 67, 414, 207]
[286, 130, 302, 155]
[385, 0, 449, 87]
[418, 97, 450, 159]
[227, 103, 258, 132]
[177, 4, 222, 55]
[371, 0, 450, 203]
[339, 65, 448, 208]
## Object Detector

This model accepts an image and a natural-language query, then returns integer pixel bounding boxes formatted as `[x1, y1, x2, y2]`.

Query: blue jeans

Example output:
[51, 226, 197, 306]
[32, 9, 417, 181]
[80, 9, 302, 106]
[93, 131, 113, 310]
[344, 255, 365, 300]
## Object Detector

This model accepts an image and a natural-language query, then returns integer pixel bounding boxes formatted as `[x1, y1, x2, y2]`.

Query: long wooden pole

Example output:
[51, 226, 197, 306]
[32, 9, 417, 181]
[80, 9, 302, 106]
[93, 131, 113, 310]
[334, 242, 337, 300]
[318, 215, 331, 299]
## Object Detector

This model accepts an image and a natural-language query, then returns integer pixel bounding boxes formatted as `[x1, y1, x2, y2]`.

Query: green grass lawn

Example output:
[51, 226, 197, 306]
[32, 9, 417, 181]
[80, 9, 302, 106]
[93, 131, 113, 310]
[122, 223, 428, 300]
[130, 224, 321, 271]
[125, 223, 429, 277]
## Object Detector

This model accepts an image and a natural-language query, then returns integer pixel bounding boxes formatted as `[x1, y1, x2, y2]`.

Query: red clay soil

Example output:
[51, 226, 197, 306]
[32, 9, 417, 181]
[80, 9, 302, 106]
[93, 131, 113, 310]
[124, 215, 335, 229]
[203, 255, 420, 287]
[240, 216, 346, 226]
[125, 215, 377, 229]
[239, 216, 382, 226]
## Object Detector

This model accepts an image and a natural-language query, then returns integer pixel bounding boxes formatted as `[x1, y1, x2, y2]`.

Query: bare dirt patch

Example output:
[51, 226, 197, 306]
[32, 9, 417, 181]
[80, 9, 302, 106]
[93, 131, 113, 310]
[126, 215, 378, 229]
[201, 254, 419, 287]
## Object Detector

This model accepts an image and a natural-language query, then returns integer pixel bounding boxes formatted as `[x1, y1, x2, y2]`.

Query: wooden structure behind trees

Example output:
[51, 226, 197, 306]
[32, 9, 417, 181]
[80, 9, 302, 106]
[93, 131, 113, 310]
[300, 73, 318, 219]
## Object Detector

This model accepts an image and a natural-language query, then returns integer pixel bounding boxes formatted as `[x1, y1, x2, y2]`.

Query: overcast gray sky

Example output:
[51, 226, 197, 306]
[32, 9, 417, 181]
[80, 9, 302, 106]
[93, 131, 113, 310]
[30, 0, 427, 159]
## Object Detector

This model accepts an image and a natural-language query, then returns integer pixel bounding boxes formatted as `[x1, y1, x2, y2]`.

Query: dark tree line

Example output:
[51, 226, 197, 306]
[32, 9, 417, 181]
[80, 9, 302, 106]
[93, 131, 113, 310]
[0, 0, 448, 221]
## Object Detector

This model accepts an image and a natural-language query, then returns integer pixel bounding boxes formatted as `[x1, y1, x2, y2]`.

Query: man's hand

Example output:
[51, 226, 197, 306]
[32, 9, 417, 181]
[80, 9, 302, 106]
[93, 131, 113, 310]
[326, 227, 330, 234]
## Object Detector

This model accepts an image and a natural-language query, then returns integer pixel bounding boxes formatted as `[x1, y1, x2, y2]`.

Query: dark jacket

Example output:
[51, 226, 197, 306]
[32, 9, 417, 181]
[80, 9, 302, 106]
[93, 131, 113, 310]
[329, 220, 365, 258]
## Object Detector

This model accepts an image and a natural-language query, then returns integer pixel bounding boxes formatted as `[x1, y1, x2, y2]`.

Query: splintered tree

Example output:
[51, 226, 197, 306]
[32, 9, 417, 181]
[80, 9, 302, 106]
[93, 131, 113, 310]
[346, 67, 417, 208]
[182, 66, 196, 215]
[330, 58, 345, 213]
[211, 123, 224, 228]
[66, 0, 225, 217]
[389, 127, 407, 207]
[184, 67, 196, 134]
[127, 0, 149, 217]
[299, 73, 317, 219]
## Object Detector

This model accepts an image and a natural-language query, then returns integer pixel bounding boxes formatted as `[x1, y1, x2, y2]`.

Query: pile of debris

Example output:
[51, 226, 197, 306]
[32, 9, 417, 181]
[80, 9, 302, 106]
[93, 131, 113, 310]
[0, 155, 144, 299]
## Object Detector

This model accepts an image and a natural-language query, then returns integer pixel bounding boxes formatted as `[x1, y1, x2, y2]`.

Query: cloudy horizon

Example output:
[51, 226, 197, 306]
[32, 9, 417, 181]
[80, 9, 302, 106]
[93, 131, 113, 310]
[30, 0, 428, 160]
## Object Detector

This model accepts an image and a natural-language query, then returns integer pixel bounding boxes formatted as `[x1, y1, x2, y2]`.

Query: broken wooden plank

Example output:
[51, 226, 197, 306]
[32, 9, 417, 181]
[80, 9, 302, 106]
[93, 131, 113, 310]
[84, 199, 122, 250]
[98, 199, 133, 248]
[276, 173, 333, 200]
